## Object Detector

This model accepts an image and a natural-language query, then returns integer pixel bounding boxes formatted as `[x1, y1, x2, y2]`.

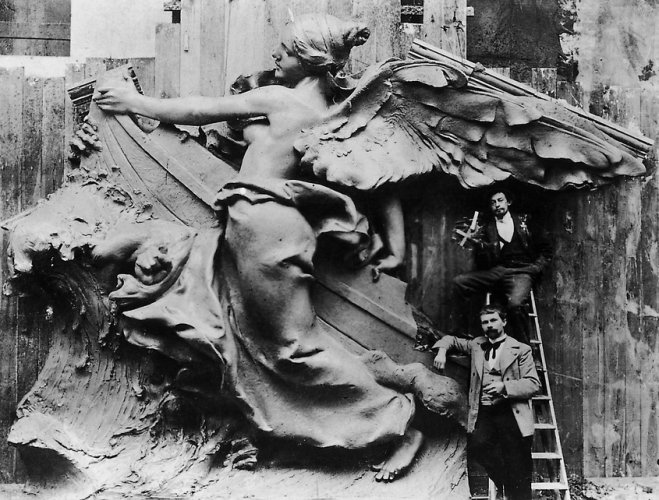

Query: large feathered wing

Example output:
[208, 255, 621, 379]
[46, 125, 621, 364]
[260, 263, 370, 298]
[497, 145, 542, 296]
[294, 59, 648, 191]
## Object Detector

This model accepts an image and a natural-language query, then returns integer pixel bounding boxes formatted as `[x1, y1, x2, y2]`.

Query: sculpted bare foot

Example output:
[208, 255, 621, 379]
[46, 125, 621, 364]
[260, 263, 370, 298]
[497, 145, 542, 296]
[223, 436, 258, 470]
[372, 428, 423, 482]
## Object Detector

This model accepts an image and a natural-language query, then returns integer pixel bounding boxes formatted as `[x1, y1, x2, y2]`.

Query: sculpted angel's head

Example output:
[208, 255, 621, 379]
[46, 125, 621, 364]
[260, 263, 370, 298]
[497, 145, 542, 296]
[273, 13, 370, 82]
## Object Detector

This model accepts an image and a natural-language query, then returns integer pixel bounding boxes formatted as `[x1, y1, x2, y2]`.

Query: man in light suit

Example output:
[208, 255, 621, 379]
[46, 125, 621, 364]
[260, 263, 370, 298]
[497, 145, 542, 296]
[453, 190, 552, 343]
[433, 304, 541, 500]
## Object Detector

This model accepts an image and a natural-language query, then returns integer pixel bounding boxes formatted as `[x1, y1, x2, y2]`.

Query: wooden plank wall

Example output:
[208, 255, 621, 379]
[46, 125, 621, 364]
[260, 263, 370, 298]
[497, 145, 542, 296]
[0, 0, 71, 56]
[0, 67, 66, 482]
[157, 0, 467, 97]
[525, 72, 659, 478]
[0, 58, 155, 483]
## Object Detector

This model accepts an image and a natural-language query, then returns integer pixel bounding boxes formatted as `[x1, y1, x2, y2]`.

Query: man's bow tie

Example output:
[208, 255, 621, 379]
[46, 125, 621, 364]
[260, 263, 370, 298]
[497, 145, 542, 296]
[482, 339, 504, 361]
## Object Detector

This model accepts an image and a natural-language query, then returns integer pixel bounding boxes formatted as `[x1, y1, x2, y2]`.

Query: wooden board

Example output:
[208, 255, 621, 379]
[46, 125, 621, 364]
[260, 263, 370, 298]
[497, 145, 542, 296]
[41, 78, 66, 197]
[0, 67, 23, 482]
[420, 0, 467, 58]
[223, 0, 269, 91]
[550, 81, 586, 476]
[0, 0, 70, 56]
[180, 0, 202, 96]
[637, 88, 659, 475]
[21, 76, 44, 208]
[200, 0, 227, 96]
[156, 23, 181, 98]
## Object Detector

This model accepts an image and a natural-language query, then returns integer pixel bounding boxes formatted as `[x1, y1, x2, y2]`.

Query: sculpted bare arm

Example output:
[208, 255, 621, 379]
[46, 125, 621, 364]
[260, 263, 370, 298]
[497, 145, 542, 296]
[93, 85, 290, 125]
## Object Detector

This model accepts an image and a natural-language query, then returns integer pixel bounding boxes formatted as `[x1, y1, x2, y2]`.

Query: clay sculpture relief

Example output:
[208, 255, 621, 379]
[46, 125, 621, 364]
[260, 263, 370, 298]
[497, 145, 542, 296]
[3, 13, 650, 499]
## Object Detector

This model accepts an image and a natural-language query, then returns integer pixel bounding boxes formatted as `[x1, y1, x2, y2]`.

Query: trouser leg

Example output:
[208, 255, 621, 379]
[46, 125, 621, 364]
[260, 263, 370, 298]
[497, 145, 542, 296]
[467, 406, 507, 490]
[499, 272, 534, 344]
[454, 267, 507, 300]
[497, 408, 533, 500]
[470, 404, 533, 500]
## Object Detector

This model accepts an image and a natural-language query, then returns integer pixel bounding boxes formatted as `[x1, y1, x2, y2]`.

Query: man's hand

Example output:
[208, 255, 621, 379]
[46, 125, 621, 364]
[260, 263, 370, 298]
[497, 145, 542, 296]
[483, 381, 505, 396]
[433, 348, 447, 371]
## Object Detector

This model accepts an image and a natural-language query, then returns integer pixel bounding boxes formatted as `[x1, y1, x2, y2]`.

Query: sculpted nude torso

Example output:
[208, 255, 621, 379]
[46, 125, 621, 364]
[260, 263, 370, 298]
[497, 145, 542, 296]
[234, 85, 329, 180]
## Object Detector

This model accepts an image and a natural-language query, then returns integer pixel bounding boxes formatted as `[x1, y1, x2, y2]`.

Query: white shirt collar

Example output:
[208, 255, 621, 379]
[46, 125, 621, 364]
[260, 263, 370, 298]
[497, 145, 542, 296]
[495, 211, 514, 244]
[487, 333, 507, 344]
[497, 211, 513, 224]
[485, 333, 507, 368]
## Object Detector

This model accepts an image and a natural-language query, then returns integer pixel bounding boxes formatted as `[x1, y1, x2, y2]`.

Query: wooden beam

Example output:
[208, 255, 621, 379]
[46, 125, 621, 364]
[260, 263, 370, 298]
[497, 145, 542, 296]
[0, 22, 70, 41]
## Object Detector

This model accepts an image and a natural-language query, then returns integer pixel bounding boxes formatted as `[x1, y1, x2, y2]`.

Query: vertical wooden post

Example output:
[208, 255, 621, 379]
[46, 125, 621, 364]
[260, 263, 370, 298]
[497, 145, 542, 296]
[551, 80, 587, 477]
[200, 0, 227, 96]
[180, 0, 202, 96]
[21, 76, 44, 208]
[638, 87, 659, 476]
[156, 23, 181, 98]
[0, 66, 24, 482]
[222, 0, 268, 92]
[42, 77, 66, 196]
[422, 0, 467, 58]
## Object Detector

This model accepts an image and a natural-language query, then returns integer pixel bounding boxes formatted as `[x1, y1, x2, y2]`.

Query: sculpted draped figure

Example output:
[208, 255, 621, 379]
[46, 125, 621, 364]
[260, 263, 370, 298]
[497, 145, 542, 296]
[92, 14, 445, 482]
[90, 12, 645, 483]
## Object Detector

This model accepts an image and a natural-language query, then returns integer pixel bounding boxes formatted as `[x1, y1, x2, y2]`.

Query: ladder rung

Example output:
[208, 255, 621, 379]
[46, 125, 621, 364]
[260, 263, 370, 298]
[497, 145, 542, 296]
[534, 423, 556, 430]
[532, 452, 562, 460]
[528, 313, 538, 317]
[531, 482, 568, 490]
[533, 395, 551, 401]
[529, 339, 541, 345]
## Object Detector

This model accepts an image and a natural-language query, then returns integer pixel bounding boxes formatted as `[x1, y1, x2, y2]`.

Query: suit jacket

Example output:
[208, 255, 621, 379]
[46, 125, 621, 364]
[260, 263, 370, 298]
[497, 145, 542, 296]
[433, 335, 541, 436]
[476, 213, 552, 273]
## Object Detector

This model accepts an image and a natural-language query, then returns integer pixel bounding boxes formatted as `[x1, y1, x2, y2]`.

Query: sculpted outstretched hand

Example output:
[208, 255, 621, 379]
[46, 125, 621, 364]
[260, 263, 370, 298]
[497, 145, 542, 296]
[94, 84, 140, 114]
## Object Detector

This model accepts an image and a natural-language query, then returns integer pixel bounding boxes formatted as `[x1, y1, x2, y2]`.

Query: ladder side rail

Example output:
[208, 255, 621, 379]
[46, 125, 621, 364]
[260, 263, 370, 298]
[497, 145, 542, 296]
[529, 290, 571, 499]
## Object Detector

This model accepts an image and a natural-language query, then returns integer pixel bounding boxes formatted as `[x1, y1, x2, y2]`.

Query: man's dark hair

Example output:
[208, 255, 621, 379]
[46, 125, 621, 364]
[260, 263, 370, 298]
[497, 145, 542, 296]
[488, 188, 514, 205]
[479, 303, 507, 320]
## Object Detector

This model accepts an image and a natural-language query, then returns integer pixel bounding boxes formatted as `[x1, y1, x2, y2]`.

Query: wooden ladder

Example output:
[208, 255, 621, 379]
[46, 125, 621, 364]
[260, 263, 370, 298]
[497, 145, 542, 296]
[527, 289, 571, 499]
[470, 290, 571, 500]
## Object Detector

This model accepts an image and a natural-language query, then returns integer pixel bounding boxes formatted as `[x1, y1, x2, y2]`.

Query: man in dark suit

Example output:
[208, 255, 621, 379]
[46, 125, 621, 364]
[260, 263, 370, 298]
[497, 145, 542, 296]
[453, 190, 552, 342]
[433, 304, 541, 500]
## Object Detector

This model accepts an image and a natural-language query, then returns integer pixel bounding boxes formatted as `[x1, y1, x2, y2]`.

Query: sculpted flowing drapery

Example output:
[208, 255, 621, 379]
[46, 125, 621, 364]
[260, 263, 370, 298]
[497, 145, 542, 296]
[101, 179, 420, 449]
